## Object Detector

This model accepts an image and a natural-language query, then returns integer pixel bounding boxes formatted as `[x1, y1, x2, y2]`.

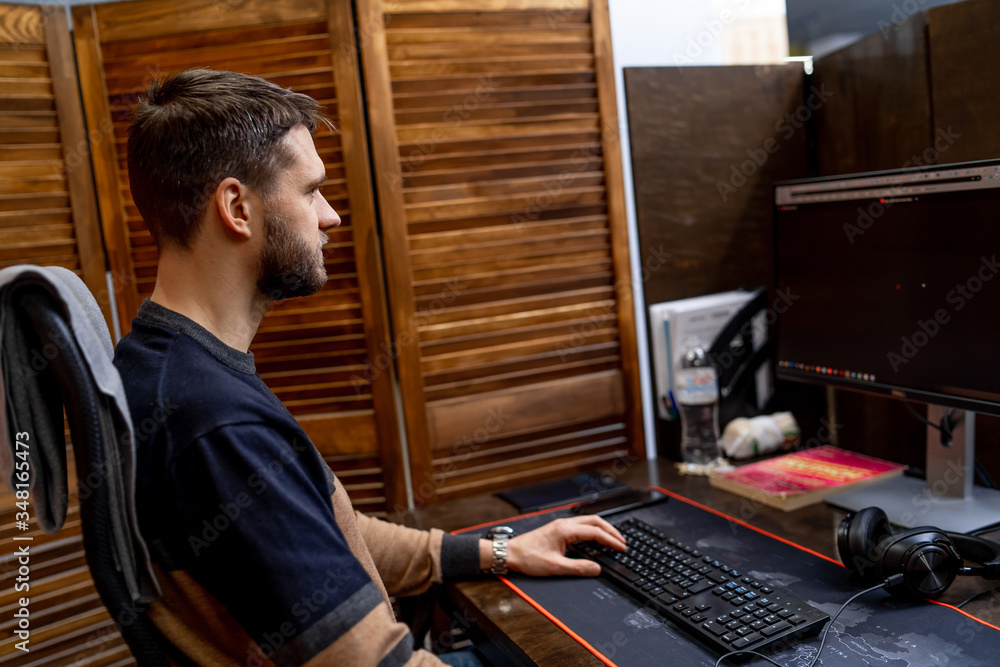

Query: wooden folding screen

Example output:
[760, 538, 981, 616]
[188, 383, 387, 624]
[358, 0, 643, 505]
[72, 0, 404, 514]
[0, 5, 123, 665]
[0, 3, 107, 315]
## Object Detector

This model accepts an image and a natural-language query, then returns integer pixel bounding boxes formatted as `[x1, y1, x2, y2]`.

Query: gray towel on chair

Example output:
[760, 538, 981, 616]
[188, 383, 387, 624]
[0, 264, 159, 604]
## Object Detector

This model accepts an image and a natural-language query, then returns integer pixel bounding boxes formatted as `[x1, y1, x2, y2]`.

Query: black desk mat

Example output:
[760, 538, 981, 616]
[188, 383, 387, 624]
[466, 489, 1000, 666]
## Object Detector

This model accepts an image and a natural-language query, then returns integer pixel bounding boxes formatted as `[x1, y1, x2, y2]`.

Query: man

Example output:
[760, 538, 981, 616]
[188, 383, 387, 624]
[113, 69, 626, 666]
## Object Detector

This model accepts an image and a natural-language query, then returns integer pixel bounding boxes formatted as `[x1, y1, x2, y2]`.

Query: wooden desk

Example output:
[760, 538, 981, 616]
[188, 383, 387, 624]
[392, 460, 1000, 665]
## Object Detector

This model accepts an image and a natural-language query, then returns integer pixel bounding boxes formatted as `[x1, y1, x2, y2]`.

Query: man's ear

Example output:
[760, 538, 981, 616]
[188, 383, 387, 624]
[214, 177, 259, 240]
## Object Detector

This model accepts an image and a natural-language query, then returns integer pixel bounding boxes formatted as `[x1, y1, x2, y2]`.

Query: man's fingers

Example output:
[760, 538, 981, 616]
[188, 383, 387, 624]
[552, 555, 601, 577]
[570, 514, 625, 543]
[563, 522, 627, 551]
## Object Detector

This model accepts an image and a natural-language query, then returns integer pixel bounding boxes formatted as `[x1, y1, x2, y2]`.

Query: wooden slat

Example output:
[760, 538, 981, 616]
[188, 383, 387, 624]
[92, 0, 327, 42]
[361, 0, 642, 506]
[384, 0, 588, 12]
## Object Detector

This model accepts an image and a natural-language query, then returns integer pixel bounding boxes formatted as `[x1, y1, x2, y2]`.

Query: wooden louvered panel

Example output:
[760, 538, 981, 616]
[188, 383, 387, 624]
[0, 5, 118, 665]
[0, 3, 108, 322]
[72, 0, 404, 512]
[361, 0, 642, 505]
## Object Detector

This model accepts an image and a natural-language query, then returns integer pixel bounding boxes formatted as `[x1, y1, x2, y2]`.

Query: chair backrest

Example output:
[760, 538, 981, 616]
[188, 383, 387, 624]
[0, 266, 166, 665]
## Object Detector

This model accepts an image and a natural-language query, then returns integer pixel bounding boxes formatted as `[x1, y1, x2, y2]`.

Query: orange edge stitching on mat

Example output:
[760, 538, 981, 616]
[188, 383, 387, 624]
[498, 576, 619, 667]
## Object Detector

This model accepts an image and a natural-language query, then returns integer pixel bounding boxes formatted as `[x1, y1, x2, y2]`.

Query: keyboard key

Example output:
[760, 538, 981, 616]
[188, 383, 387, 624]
[705, 621, 728, 636]
[788, 614, 807, 625]
[665, 583, 687, 598]
[760, 621, 791, 637]
[687, 580, 715, 594]
[732, 632, 761, 648]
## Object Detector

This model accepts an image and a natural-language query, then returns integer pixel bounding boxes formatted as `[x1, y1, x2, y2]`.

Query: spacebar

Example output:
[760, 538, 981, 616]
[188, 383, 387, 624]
[595, 557, 641, 582]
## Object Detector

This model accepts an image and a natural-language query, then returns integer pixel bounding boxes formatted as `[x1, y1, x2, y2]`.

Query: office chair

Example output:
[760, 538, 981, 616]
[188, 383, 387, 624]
[0, 266, 166, 665]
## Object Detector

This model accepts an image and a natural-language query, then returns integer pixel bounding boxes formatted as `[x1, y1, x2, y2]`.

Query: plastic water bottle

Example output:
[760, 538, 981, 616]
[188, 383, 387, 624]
[675, 346, 721, 466]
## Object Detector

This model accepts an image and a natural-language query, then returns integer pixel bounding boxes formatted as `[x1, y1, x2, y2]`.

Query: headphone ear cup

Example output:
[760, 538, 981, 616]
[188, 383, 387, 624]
[876, 528, 962, 598]
[837, 507, 893, 584]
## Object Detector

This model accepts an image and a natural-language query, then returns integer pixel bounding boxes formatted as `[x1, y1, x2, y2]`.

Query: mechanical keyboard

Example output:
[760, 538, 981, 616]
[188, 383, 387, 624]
[569, 517, 830, 655]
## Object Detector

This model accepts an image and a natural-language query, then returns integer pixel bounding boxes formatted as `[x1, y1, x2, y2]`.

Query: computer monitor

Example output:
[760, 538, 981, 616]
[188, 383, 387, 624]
[773, 158, 1000, 533]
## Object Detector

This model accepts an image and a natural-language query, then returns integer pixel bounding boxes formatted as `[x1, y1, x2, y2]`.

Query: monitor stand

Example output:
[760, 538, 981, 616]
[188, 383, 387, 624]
[826, 405, 1000, 534]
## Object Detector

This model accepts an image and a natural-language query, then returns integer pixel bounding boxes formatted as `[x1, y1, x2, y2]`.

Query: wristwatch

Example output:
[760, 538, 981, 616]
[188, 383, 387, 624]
[485, 525, 516, 575]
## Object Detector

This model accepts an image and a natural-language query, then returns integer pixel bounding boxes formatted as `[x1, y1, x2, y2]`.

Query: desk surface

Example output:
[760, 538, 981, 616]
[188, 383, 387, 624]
[392, 460, 1000, 665]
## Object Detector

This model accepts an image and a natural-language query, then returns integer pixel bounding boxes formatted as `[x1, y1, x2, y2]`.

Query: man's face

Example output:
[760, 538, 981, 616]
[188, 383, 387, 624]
[256, 125, 340, 301]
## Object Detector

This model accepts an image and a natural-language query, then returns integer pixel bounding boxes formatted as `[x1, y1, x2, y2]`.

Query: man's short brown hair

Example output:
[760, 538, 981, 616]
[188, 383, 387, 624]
[127, 69, 325, 250]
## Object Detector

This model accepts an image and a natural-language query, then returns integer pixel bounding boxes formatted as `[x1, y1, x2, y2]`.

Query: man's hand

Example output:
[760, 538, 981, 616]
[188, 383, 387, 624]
[482, 516, 627, 577]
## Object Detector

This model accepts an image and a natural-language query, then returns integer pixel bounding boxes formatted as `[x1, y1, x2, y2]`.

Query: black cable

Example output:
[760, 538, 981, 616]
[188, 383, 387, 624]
[903, 401, 961, 446]
[955, 583, 1000, 609]
[904, 399, 940, 430]
[714, 579, 896, 667]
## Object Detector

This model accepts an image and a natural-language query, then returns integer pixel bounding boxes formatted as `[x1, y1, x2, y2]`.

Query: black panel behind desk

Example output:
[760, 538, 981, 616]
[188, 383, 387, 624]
[481, 490, 1000, 666]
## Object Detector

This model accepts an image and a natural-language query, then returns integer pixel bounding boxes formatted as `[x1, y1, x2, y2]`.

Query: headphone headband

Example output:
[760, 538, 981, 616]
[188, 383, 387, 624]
[946, 531, 1000, 579]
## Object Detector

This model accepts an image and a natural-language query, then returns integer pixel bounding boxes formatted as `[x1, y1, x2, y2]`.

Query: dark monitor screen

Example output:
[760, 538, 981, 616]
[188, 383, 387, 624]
[773, 159, 1000, 417]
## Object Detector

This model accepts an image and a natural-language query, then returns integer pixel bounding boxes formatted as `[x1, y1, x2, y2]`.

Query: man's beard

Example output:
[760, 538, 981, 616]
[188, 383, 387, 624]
[256, 208, 328, 301]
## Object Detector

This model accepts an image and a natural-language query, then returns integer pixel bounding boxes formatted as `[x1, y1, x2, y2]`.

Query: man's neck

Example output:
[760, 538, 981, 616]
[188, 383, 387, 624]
[149, 251, 269, 352]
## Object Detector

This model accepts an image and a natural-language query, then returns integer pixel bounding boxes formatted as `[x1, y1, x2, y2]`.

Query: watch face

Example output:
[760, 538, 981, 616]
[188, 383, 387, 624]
[488, 525, 515, 538]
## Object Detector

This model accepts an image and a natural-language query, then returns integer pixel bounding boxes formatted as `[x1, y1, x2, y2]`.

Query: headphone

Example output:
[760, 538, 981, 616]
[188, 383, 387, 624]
[837, 506, 1000, 598]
